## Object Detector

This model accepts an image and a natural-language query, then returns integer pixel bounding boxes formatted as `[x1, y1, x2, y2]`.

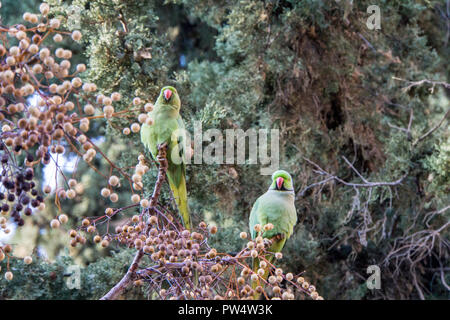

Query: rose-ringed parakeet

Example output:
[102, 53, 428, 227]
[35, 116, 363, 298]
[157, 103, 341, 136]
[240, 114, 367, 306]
[140, 86, 191, 230]
[248, 170, 297, 298]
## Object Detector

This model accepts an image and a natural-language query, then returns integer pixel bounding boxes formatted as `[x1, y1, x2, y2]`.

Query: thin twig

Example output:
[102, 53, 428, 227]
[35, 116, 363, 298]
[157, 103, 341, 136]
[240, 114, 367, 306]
[413, 109, 450, 147]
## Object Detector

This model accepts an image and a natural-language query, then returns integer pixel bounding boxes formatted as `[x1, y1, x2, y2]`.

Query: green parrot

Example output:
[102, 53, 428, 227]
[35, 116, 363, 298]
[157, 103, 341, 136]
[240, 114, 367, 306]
[248, 170, 297, 298]
[140, 86, 191, 230]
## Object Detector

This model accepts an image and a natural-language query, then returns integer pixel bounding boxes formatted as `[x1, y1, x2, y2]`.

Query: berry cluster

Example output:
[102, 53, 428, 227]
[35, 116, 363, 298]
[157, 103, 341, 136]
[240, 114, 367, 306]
[0, 2, 154, 279]
[0, 164, 42, 229]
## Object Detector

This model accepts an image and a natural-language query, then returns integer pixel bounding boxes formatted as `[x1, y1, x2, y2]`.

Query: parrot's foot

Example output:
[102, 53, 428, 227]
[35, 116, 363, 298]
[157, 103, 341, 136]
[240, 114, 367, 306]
[263, 238, 273, 248]
[157, 142, 168, 151]
[271, 234, 285, 242]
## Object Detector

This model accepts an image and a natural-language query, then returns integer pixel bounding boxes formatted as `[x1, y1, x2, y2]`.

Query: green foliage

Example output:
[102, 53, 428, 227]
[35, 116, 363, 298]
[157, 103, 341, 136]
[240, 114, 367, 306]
[3, 0, 448, 299]
[0, 249, 143, 299]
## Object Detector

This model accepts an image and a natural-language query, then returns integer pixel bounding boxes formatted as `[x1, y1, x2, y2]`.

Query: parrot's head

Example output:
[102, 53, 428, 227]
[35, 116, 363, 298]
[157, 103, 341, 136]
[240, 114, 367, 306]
[157, 86, 181, 110]
[269, 170, 294, 191]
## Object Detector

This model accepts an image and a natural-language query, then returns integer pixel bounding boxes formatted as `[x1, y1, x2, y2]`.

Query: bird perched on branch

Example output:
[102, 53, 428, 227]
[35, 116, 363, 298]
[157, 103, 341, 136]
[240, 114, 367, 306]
[141, 86, 191, 230]
[249, 170, 297, 299]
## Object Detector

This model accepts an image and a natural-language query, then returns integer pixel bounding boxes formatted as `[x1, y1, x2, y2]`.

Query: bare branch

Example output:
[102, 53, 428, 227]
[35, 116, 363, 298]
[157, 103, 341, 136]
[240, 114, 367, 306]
[393, 77, 450, 92]
[100, 143, 168, 300]
[301, 157, 408, 189]
[413, 109, 450, 147]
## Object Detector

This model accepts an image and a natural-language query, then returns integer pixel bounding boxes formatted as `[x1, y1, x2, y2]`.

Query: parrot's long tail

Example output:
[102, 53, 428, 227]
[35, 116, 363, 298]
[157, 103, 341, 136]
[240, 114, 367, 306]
[167, 173, 191, 231]
[167, 168, 196, 286]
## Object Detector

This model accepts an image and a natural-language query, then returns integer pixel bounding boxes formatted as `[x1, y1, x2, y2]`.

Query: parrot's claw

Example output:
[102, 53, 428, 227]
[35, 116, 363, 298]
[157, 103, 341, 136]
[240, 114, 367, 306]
[263, 239, 273, 248]
[271, 234, 285, 242]
[157, 142, 168, 151]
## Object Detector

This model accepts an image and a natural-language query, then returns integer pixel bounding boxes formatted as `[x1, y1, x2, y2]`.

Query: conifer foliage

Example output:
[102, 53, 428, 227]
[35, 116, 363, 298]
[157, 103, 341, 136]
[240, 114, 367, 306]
[0, 0, 448, 299]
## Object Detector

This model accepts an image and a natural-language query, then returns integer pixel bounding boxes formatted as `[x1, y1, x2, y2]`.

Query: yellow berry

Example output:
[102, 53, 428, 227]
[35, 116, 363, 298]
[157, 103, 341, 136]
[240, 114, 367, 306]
[84, 104, 95, 115]
[50, 219, 60, 229]
[105, 207, 114, 217]
[58, 214, 68, 224]
[66, 189, 76, 199]
[101, 188, 111, 197]
[71, 30, 82, 41]
[131, 123, 140, 133]
[49, 18, 60, 29]
[140, 199, 149, 208]
[111, 92, 121, 101]
[144, 103, 153, 112]
[53, 34, 63, 42]
[39, 3, 50, 15]
[5, 271, 13, 281]
[138, 113, 148, 123]
[209, 225, 217, 234]
[281, 291, 290, 300]
[110, 193, 118, 202]
[101, 239, 109, 247]
[109, 175, 119, 186]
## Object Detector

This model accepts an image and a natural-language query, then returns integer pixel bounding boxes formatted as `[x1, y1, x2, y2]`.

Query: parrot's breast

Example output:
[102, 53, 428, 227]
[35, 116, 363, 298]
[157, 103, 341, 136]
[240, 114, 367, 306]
[257, 190, 297, 239]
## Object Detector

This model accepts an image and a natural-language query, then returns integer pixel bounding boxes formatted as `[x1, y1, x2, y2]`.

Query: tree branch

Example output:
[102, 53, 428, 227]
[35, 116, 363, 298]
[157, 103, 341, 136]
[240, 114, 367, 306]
[100, 143, 168, 300]
[413, 109, 450, 147]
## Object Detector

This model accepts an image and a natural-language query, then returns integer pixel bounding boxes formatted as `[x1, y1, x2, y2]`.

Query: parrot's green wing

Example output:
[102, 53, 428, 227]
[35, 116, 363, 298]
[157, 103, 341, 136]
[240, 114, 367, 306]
[140, 122, 156, 159]
[166, 115, 187, 185]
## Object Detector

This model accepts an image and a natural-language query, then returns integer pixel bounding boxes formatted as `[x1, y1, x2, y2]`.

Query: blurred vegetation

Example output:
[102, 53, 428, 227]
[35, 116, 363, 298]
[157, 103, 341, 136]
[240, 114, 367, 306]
[1, 0, 448, 299]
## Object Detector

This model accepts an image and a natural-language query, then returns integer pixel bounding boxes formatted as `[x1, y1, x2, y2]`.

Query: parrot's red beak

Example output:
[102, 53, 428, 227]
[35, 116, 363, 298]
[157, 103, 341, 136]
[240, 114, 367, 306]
[164, 89, 172, 101]
[276, 177, 284, 190]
